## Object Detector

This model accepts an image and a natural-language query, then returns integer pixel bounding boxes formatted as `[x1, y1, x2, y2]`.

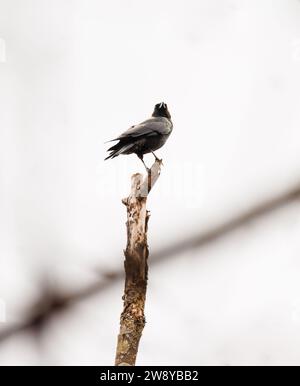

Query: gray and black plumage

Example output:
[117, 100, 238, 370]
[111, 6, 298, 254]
[105, 102, 173, 171]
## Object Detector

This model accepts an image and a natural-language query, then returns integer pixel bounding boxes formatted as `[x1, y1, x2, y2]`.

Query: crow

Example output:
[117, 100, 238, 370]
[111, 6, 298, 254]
[105, 102, 173, 171]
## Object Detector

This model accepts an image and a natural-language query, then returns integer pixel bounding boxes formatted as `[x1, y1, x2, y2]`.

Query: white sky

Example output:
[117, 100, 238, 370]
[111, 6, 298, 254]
[0, 0, 300, 365]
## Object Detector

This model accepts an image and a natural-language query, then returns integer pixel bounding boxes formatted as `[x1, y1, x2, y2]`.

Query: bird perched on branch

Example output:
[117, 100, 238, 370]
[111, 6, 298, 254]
[105, 102, 173, 171]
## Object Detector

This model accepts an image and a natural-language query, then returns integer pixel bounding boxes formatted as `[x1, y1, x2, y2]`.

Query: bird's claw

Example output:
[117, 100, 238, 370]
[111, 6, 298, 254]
[156, 158, 163, 166]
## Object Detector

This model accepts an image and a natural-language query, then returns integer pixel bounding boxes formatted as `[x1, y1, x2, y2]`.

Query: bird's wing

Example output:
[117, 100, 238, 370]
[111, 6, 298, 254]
[113, 118, 172, 140]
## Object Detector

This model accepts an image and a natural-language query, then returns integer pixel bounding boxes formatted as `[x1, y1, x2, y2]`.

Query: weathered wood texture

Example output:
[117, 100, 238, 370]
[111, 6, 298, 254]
[115, 159, 162, 366]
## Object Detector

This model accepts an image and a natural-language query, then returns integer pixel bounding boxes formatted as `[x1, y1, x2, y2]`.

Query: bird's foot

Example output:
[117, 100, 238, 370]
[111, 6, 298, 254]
[153, 154, 162, 163]
[151, 151, 163, 164]
[155, 157, 163, 166]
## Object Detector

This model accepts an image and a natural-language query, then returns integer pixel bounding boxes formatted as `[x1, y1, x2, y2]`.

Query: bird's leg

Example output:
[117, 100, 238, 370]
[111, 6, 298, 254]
[137, 154, 150, 174]
[151, 151, 163, 164]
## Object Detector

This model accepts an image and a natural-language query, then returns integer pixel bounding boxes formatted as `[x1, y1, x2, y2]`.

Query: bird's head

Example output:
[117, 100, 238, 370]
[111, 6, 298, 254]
[152, 102, 171, 119]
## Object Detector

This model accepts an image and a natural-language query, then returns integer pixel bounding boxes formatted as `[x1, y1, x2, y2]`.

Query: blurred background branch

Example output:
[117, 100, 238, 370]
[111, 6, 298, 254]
[1, 180, 299, 346]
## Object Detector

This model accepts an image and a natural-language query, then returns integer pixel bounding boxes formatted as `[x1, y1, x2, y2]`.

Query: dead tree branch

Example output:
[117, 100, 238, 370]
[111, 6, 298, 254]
[115, 159, 162, 366]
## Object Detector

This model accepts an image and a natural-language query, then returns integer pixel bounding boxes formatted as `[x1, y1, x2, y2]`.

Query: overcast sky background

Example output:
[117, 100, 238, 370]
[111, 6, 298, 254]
[1, 0, 300, 365]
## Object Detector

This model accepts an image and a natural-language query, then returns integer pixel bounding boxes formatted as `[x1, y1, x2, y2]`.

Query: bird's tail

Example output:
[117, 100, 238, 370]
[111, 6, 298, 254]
[104, 141, 133, 160]
[104, 153, 116, 160]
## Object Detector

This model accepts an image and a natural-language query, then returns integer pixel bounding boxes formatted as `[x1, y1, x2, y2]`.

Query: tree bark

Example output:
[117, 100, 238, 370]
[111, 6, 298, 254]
[115, 159, 162, 366]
